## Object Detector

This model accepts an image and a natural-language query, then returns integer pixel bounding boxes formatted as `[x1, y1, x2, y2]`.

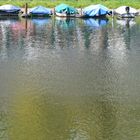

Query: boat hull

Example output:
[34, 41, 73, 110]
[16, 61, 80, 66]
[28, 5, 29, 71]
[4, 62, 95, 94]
[55, 12, 76, 17]
[0, 10, 20, 16]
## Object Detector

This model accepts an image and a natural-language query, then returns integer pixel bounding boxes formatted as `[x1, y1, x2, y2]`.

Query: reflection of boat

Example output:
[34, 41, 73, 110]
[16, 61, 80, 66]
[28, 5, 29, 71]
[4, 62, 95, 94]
[0, 16, 19, 21]
[10, 21, 28, 31]
[56, 17, 76, 29]
[29, 6, 52, 17]
[55, 3, 77, 17]
[84, 18, 108, 28]
[82, 4, 110, 18]
[31, 18, 51, 26]
[115, 6, 138, 18]
[116, 18, 136, 27]
[0, 4, 21, 16]
[0, 18, 19, 26]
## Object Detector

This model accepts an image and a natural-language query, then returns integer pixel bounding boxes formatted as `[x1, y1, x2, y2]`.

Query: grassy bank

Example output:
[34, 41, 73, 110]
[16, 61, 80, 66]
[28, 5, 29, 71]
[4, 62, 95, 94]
[0, 0, 140, 9]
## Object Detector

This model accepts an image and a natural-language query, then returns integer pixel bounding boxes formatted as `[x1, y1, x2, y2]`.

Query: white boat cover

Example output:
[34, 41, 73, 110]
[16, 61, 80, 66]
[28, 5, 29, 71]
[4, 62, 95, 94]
[115, 6, 138, 15]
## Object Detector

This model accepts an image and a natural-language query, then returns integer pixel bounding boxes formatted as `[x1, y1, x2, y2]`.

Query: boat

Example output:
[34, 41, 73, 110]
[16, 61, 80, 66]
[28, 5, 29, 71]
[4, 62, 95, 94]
[55, 3, 78, 17]
[82, 4, 111, 18]
[28, 6, 52, 17]
[0, 4, 21, 16]
[115, 6, 138, 18]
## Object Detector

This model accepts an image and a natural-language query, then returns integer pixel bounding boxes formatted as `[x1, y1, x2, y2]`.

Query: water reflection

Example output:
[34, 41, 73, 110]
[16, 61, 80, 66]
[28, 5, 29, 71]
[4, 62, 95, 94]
[31, 18, 51, 26]
[116, 18, 136, 49]
[80, 18, 109, 49]
[0, 17, 140, 140]
[84, 18, 108, 28]
[116, 18, 136, 28]
[54, 17, 78, 49]
[55, 17, 76, 29]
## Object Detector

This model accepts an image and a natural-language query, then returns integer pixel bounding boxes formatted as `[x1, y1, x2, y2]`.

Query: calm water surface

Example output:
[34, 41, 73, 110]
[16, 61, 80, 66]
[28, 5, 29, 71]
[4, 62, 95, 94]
[0, 17, 140, 140]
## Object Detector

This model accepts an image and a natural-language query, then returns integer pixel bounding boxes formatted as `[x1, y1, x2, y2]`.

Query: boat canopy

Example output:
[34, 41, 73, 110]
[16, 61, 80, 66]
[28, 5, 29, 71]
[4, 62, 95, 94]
[29, 6, 52, 15]
[55, 3, 77, 14]
[115, 6, 138, 15]
[83, 4, 110, 17]
[0, 4, 21, 12]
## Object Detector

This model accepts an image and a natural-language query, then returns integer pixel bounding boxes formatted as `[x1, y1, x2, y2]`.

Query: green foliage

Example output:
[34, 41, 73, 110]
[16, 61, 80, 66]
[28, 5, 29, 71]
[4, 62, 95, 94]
[0, 0, 140, 8]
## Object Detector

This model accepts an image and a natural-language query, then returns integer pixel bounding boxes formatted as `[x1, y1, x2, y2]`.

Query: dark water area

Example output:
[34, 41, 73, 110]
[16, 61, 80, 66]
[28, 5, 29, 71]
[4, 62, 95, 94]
[0, 17, 140, 140]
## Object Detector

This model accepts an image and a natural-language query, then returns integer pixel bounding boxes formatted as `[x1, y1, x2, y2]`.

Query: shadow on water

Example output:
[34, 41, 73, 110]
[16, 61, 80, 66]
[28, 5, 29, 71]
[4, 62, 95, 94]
[1, 88, 140, 140]
[0, 85, 118, 140]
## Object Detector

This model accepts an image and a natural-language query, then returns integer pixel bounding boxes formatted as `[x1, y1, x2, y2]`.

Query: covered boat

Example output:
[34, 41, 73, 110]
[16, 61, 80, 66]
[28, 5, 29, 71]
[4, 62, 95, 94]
[83, 4, 110, 17]
[55, 3, 78, 17]
[29, 6, 52, 17]
[115, 6, 138, 18]
[0, 4, 21, 16]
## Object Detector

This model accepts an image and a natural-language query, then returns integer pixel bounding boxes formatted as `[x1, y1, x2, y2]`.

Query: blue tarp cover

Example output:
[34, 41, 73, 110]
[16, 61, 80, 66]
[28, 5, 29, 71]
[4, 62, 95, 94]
[29, 6, 52, 15]
[83, 4, 109, 17]
[55, 3, 77, 14]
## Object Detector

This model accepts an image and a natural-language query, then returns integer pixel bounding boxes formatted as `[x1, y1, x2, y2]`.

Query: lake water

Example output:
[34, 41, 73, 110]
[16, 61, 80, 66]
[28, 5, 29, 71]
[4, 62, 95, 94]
[0, 17, 140, 140]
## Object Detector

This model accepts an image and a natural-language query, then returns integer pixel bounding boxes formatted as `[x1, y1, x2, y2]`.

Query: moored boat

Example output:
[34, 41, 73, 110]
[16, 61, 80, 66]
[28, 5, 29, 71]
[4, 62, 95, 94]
[55, 3, 78, 17]
[0, 4, 21, 16]
[115, 6, 138, 18]
[29, 6, 52, 17]
[82, 4, 111, 18]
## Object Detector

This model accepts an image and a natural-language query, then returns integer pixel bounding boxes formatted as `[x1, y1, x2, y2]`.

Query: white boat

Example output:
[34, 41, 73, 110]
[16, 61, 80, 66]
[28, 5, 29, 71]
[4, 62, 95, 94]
[55, 12, 76, 17]
[115, 6, 138, 18]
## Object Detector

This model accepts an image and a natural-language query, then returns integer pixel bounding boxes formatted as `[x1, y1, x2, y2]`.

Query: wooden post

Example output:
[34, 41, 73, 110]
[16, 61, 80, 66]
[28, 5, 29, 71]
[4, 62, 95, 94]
[53, 8, 55, 15]
[25, 18, 27, 30]
[80, 8, 82, 16]
[25, 3, 28, 15]
[112, 9, 114, 17]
